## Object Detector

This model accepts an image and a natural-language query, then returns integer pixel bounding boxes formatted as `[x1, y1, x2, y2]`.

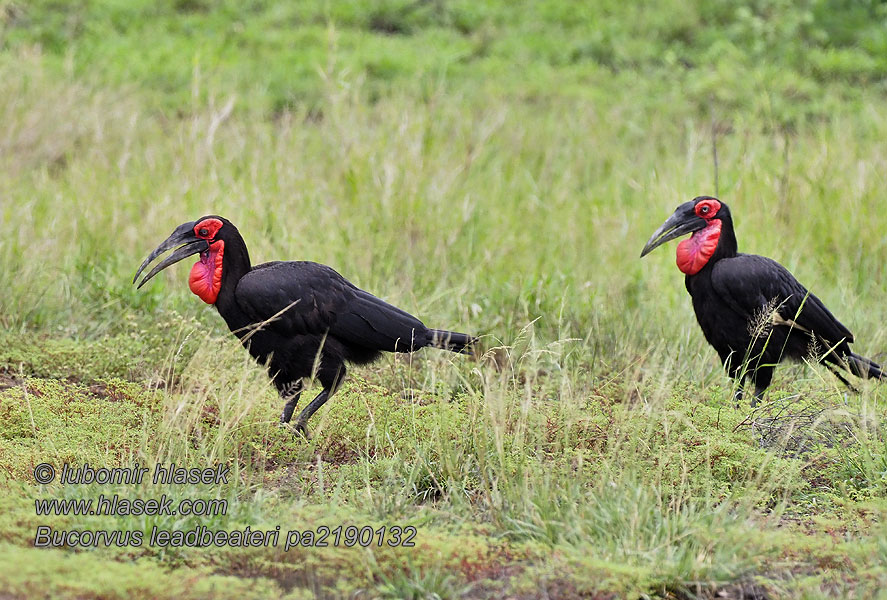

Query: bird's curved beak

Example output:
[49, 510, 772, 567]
[640, 203, 707, 258]
[133, 221, 207, 288]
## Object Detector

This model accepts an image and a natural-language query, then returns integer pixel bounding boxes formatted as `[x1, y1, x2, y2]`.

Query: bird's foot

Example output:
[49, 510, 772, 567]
[733, 389, 743, 410]
[278, 420, 311, 440]
[293, 421, 311, 440]
[750, 389, 765, 409]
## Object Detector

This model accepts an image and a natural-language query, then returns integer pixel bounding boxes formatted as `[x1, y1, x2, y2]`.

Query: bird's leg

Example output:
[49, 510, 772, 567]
[281, 394, 301, 424]
[292, 389, 332, 438]
[750, 387, 766, 408]
[750, 367, 773, 408]
[733, 385, 744, 409]
[292, 365, 346, 438]
[278, 380, 304, 424]
[731, 369, 746, 409]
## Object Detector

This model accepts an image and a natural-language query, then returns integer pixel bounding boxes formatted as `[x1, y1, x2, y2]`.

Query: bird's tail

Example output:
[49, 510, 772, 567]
[428, 329, 477, 355]
[848, 352, 885, 380]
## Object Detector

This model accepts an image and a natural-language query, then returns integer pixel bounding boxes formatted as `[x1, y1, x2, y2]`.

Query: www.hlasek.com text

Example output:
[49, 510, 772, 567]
[35, 493, 228, 517]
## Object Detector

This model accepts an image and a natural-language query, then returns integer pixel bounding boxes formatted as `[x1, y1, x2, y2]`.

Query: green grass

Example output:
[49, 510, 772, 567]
[2, 0, 887, 597]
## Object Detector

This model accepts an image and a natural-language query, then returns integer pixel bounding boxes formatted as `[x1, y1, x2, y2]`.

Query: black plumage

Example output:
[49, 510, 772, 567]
[642, 196, 883, 405]
[135, 216, 476, 435]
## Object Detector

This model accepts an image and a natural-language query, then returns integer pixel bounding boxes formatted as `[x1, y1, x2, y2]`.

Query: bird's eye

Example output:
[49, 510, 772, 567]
[199, 228, 209, 236]
[700, 205, 710, 214]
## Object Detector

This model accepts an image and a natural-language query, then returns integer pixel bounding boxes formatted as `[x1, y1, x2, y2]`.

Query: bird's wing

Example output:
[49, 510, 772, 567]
[330, 287, 429, 351]
[234, 261, 353, 336]
[234, 261, 427, 350]
[710, 254, 854, 344]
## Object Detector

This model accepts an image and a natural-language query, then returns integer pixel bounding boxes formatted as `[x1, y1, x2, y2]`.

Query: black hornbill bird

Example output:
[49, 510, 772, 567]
[134, 216, 476, 435]
[641, 196, 883, 406]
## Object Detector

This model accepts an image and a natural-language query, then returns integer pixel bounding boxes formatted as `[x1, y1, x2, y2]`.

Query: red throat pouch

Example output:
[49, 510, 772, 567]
[189, 240, 225, 303]
[676, 220, 721, 275]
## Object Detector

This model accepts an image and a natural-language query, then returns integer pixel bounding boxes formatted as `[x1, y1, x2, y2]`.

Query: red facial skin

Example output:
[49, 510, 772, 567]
[676, 199, 722, 275]
[193, 218, 223, 241]
[188, 218, 225, 304]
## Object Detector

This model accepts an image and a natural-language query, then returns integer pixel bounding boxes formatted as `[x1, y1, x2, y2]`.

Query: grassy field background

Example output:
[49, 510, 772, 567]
[2, 1, 887, 598]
